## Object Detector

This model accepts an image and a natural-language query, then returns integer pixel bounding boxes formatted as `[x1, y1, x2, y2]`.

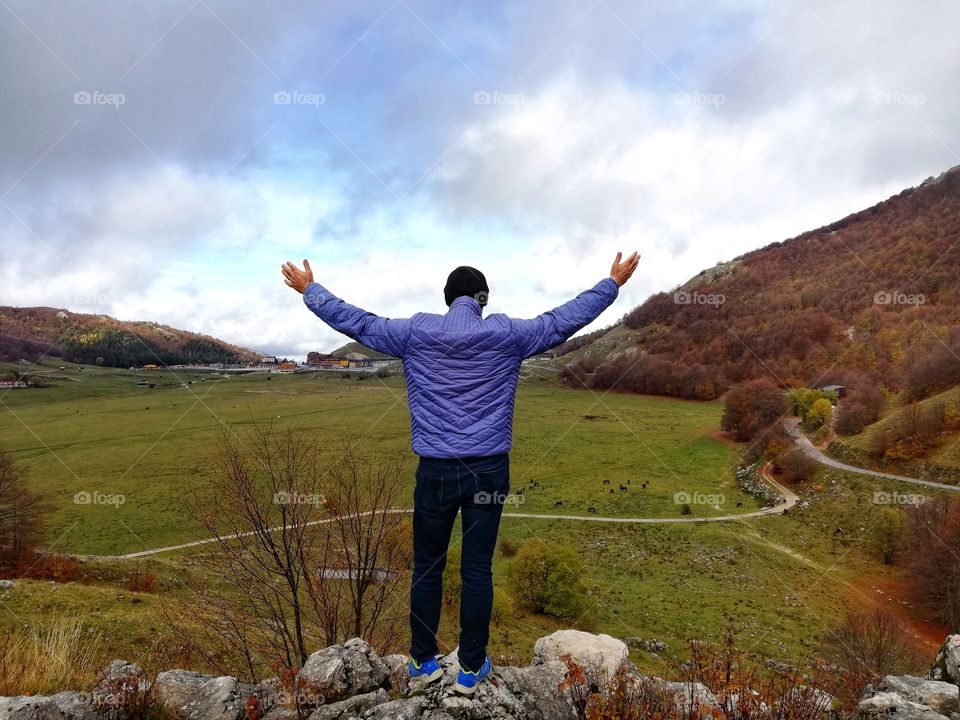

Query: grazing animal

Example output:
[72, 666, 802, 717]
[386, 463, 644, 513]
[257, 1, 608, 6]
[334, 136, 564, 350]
[609, 489, 614, 494]
[833, 527, 844, 536]
[627, 479, 630, 485]
[619, 486, 628, 493]
[516, 488, 525, 496]
[603, 479, 610, 485]
[736, 502, 743, 508]
[641, 483, 647, 489]
[554, 501, 564, 508]
[587, 506, 597, 513]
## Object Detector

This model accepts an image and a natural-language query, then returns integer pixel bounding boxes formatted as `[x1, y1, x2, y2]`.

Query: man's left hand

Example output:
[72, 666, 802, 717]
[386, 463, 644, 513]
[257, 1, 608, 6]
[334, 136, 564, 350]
[282, 259, 314, 294]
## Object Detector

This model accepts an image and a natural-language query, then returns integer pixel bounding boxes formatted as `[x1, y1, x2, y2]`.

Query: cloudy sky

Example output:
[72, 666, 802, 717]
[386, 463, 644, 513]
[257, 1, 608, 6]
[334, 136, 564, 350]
[1, 1, 959, 359]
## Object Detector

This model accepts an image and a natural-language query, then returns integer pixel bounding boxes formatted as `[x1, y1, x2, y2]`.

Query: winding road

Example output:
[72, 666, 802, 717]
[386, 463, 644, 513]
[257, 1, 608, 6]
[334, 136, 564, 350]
[784, 418, 960, 494]
[95, 421, 957, 561]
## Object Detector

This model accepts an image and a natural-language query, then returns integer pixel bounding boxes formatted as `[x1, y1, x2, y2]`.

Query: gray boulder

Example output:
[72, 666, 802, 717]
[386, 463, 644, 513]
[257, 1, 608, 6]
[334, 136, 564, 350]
[48, 693, 97, 720]
[929, 636, 960, 686]
[651, 679, 720, 717]
[533, 630, 628, 680]
[308, 688, 388, 719]
[858, 691, 950, 720]
[261, 707, 297, 720]
[0, 692, 96, 720]
[91, 659, 151, 714]
[299, 638, 389, 703]
[877, 676, 960, 716]
[364, 697, 426, 719]
[0, 697, 64, 720]
[153, 669, 248, 720]
[497, 661, 577, 720]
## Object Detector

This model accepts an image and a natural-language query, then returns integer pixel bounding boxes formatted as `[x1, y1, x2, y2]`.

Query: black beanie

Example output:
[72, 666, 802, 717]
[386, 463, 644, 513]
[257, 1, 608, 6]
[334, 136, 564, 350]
[444, 266, 489, 307]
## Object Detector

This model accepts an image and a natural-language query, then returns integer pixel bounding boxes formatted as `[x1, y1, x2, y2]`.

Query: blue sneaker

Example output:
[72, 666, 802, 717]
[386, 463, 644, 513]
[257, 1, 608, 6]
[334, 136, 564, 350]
[408, 656, 443, 684]
[454, 655, 492, 695]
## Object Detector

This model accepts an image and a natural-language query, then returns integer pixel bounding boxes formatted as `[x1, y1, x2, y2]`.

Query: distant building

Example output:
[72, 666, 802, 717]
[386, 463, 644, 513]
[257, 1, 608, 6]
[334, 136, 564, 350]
[819, 384, 847, 398]
[0, 380, 27, 389]
[260, 356, 278, 365]
[271, 361, 300, 374]
[312, 356, 350, 368]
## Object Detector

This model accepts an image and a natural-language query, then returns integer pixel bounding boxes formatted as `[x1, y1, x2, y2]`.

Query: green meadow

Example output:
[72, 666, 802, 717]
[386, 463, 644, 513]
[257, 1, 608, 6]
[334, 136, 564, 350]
[1, 360, 750, 557]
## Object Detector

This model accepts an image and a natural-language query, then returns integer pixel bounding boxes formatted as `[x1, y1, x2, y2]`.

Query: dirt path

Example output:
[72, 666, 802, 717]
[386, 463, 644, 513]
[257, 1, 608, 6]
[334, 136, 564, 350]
[784, 418, 960, 493]
[98, 469, 799, 560]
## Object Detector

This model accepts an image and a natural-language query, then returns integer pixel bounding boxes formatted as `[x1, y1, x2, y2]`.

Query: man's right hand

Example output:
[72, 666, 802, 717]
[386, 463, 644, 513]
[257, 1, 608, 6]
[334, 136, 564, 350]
[610, 251, 640, 287]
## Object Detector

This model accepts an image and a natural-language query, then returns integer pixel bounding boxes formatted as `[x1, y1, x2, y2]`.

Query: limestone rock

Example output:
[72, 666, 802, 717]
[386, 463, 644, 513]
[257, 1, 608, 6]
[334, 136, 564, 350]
[533, 630, 628, 679]
[877, 676, 960, 716]
[0, 692, 96, 720]
[153, 669, 248, 720]
[857, 691, 950, 720]
[308, 687, 388, 719]
[497, 661, 576, 720]
[928, 636, 960, 686]
[299, 638, 390, 703]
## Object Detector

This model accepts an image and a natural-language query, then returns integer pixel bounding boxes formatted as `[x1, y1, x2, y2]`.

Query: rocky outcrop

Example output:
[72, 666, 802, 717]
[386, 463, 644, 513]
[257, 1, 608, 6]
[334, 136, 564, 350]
[4, 632, 960, 720]
[876, 676, 960, 716]
[928, 636, 960, 686]
[152, 670, 252, 720]
[0, 693, 99, 720]
[857, 691, 950, 720]
[298, 638, 391, 703]
[857, 636, 960, 720]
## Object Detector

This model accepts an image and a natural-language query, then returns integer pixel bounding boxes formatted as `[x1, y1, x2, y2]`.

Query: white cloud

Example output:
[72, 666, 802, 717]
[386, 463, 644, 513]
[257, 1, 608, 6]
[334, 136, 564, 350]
[3, 0, 960, 360]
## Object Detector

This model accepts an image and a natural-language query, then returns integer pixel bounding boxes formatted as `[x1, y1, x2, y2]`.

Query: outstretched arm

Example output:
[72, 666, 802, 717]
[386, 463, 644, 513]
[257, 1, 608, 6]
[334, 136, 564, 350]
[282, 259, 411, 358]
[510, 251, 640, 359]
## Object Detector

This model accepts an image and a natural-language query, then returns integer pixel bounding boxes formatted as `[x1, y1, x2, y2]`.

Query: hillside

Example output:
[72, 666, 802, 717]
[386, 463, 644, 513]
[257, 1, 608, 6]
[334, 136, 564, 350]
[328, 340, 396, 359]
[831, 383, 960, 480]
[555, 164, 960, 402]
[0, 306, 260, 368]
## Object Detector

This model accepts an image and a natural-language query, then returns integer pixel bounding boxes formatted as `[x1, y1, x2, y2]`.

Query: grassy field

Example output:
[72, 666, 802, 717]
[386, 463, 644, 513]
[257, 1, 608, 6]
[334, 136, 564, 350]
[1, 360, 750, 556]
[0, 359, 951, 684]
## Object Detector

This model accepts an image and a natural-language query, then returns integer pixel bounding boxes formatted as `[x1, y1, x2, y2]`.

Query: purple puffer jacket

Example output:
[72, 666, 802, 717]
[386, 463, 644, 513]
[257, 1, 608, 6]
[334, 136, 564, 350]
[302, 277, 619, 458]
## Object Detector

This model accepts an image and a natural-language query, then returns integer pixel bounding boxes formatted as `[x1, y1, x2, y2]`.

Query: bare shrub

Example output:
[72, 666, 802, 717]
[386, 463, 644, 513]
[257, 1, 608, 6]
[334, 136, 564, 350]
[822, 608, 920, 686]
[163, 424, 412, 685]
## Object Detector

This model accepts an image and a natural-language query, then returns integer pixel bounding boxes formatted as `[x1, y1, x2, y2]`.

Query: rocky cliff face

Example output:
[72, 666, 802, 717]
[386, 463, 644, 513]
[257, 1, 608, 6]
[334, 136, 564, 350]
[1, 630, 959, 720]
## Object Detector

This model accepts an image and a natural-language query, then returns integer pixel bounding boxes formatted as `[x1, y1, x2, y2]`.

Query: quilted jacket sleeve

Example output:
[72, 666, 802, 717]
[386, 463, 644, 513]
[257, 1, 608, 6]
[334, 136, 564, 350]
[509, 276, 619, 359]
[302, 282, 410, 358]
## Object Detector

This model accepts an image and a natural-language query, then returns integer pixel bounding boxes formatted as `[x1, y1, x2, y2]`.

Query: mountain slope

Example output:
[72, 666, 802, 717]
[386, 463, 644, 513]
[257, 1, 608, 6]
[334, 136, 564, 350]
[0, 306, 260, 367]
[328, 341, 395, 359]
[554, 164, 960, 400]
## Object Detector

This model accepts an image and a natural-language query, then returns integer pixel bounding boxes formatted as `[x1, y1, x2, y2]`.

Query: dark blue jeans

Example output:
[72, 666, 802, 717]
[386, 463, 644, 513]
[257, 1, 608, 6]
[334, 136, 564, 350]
[409, 451, 509, 673]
